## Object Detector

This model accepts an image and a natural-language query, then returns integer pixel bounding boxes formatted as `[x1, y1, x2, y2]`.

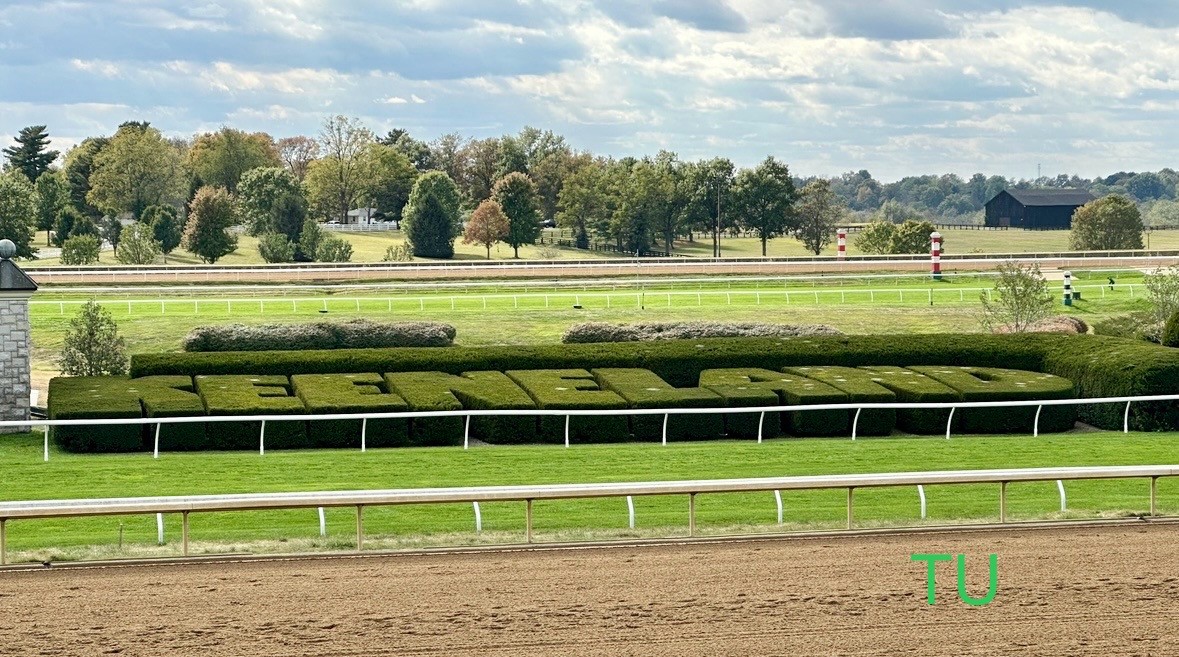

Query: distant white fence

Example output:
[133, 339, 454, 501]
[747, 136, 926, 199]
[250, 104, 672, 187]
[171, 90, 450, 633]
[321, 223, 399, 232]
[26, 283, 1142, 317]
[0, 463, 1173, 563]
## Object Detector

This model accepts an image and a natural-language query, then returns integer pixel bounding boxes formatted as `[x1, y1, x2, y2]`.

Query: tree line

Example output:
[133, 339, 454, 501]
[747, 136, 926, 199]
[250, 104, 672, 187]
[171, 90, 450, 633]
[1, 117, 1174, 263]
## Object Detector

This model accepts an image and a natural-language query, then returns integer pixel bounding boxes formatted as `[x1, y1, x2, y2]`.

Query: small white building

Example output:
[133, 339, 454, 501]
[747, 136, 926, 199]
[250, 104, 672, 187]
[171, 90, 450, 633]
[345, 208, 379, 225]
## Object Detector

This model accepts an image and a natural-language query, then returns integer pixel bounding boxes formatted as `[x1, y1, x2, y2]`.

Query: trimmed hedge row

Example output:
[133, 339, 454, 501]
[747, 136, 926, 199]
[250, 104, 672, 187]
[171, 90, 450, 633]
[182, 319, 456, 352]
[129, 333, 1179, 432]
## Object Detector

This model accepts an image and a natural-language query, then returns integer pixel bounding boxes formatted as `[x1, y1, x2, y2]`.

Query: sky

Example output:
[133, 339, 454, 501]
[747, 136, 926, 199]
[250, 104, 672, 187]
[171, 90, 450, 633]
[2, 0, 1179, 182]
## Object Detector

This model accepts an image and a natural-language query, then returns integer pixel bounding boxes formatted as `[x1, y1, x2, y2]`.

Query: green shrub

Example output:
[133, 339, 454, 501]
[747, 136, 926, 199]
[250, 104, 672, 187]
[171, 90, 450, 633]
[195, 375, 308, 450]
[593, 368, 724, 441]
[698, 368, 848, 437]
[562, 321, 842, 343]
[1163, 309, 1179, 348]
[783, 367, 896, 436]
[907, 367, 1075, 433]
[1091, 312, 1156, 343]
[506, 369, 629, 444]
[858, 367, 962, 434]
[182, 320, 455, 352]
[48, 376, 201, 453]
[291, 373, 409, 448]
[384, 371, 537, 445]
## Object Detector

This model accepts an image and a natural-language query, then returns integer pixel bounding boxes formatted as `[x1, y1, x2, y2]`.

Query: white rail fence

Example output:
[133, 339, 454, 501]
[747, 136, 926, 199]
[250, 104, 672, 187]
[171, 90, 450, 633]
[0, 464, 1174, 563]
[27, 283, 1140, 317]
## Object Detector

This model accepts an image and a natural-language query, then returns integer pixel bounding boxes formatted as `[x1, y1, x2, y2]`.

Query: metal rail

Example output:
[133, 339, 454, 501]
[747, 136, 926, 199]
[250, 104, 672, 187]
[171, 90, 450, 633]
[0, 465, 1172, 563]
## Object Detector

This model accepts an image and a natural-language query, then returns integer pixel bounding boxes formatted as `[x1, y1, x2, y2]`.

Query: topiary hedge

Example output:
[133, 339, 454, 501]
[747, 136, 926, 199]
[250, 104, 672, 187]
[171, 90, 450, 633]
[593, 368, 724, 441]
[783, 367, 896, 437]
[49, 376, 204, 453]
[562, 321, 842, 344]
[291, 373, 409, 448]
[195, 375, 308, 450]
[506, 369, 629, 443]
[49, 334, 1179, 453]
[908, 367, 1075, 434]
[181, 319, 456, 352]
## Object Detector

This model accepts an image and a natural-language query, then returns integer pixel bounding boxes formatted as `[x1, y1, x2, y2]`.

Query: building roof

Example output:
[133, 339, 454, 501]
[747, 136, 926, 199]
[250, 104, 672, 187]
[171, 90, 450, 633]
[347, 208, 378, 217]
[1001, 188, 1096, 207]
[0, 259, 38, 292]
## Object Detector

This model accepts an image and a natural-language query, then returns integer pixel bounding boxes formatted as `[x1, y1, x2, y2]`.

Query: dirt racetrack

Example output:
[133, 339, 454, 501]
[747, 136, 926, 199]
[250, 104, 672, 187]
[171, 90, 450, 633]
[1, 524, 1176, 656]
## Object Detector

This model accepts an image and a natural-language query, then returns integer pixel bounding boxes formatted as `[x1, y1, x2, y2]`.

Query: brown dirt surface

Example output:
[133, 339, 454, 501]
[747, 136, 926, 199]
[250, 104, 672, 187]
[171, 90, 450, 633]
[1, 524, 1177, 656]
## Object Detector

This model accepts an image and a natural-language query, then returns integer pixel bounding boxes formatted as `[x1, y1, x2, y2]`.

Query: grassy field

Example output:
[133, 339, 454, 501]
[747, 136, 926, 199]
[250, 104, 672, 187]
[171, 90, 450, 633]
[28, 226, 1179, 266]
[26, 271, 1150, 376]
[0, 431, 1175, 561]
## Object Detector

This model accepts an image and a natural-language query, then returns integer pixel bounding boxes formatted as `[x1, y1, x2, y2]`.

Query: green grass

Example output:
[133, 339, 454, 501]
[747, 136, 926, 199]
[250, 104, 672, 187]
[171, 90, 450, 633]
[27, 225, 1179, 266]
[26, 272, 1151, 376]
[1, 431, 1175, 560]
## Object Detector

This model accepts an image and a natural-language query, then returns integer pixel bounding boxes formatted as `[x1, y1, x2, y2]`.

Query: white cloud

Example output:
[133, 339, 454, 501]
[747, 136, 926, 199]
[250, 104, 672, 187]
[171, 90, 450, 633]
[381, 96, 408, 104]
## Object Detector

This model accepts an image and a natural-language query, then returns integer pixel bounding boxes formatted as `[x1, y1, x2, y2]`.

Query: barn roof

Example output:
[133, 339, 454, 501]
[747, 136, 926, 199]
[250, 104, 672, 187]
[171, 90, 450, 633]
[1001, 188, 1096, 207]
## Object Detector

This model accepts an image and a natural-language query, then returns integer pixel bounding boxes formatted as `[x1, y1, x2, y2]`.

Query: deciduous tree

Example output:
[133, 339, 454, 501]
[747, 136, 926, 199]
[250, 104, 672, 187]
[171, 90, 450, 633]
[731, 156, 797, 256]
[87, 124, 187, 220]
[60, 234, 101, 265]
[182, 186, 238, 264]
[794, 179, 842, 255]
[277, 136, 319, 181]
[493, 172, 540, 258]
[237, 167, 307, 240]
[188, 128, 279, 193]
[308, 115, 374, 222]
[979, 261, 1053, 333]
[1069, 194, 1144, 250]
[463, 199, 509, 258]
[0, 172, 37, 258]
[115, 222, 161, 265]
[145, 205, 182, 263]
[34, 169, 71, 245]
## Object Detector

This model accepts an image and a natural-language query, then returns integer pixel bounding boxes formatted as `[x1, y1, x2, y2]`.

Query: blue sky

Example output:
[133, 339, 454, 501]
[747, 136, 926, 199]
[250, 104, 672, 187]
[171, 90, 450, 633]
[2, 0, 1178, 181]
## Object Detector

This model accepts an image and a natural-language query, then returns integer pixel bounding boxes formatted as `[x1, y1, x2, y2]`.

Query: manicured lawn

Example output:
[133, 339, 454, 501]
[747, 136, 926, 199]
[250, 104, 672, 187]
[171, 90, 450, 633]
[1, 431, 1175, 559]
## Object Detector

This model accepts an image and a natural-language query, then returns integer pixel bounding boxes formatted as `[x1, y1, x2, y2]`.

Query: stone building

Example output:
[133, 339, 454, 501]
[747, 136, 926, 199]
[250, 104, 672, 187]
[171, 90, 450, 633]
[0, 239, 37, 433]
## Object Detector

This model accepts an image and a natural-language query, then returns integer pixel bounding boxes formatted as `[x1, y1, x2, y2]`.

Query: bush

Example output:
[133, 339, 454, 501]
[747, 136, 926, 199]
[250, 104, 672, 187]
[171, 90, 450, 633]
[506, 369, 629, 443]
[316, 236, 353, 262]
[384, 371, 538, 445]
[257, 232, 295, 263]
[1164, 309, 1179, 348]
[291, 373, 408, 448]
[181, 319, 456, 352]
[195, 375, 308, 450]
[1091, 312, 1157, 342]
[60, 234, 101, 265]
[993, 316, 1088, 335]
[593, 368, 724, 441]
[60, 300, 128, 376]
[382, 243, 414, 262]
[698, 368, 847, 437]
[979, 261, 1053, 333]
[562, 321, 842, 344]
[115, 222, 161, 265]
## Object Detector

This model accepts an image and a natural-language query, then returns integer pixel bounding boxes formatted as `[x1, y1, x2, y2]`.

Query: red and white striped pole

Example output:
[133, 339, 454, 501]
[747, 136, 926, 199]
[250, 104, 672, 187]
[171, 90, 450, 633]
[930, 231, 942, 281]
[837, 228, 847, 260]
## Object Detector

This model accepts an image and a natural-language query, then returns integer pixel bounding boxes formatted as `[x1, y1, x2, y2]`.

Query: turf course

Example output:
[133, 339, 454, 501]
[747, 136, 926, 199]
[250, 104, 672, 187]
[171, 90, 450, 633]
[1, 431, 1175, 560]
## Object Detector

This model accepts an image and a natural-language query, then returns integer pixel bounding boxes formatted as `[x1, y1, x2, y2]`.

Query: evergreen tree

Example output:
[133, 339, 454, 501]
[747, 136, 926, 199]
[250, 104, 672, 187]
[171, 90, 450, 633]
[493, 172, 541, 258]
[34, 170, 71, 245]
[3, 125, 59, 182]
[402, 171, 461, 258]
[146, 205, 183, 263]
[182, 186, 238, 263]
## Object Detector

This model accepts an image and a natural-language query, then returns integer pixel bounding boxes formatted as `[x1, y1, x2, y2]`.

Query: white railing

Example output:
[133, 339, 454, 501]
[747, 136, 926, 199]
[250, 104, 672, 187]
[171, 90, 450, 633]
[25, 282, 1142, 317]
[11, 394, 1177, 463]
[0, 464, 1173, 563]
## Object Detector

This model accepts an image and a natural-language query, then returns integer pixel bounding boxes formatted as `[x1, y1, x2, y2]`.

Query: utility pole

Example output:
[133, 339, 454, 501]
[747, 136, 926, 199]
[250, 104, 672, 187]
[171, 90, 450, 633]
[715, 182, 722, 258]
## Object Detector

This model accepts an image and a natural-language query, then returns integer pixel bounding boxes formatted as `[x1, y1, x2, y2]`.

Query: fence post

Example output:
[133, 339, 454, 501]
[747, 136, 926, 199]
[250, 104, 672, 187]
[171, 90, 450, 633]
[626, 496, 635, 530]
[182, 511, 190, 557]
[774, 490, 783, 525]
[689, 493, 696, 536]
[361, 418, 368, 452]
[473, 501, 482, 532]
[917, 485, 927, 519]
[1151, 476, 1158, 516]
[463, 415, 471, 450]
[757, 411, 765, 444]
[999, 482, 1007, 523]
[1124, 401, 1132, 433]
[318, 507, 326, 537]
[1033, 405, 1043, 438]
[564, 415, 570, 448]
[851, 408, 862, 441]
[259, 420, 266, 456]
[356, 505, 364, 550]
[945, 407, 955, 440]
[1056, 480, 1066, 512]
[662, 413, 669, 446]
[42, 425, 49, 462]
[1, 519, 6, 565]
[156, 513, 165, 545]
[847, 488, 854, 529]
[525, 499, 533, 543]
